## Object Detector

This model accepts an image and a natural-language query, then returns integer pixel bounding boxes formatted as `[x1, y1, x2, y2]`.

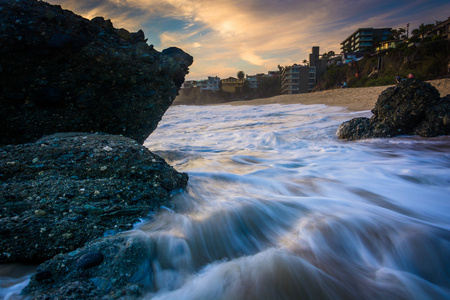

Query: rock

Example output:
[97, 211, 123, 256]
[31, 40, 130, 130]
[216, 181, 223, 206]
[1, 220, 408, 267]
[23, 232, 154, 299]
[162, 47, 194, 88]
[91, 17, 113, 29]
[335, 117, 373, 140]
[0, 133, 188, 263]
[116, 28, 131, 41]
[337, 79, 450, 140]
[131, 29, 147, 43]
[76, 251, 104, 270]
[34, 209, 47, 217]
[34, 270, 52, 282]
[0, 0, 193, 146]
[162, 47, 194, 68]
[47, 33, 82, 51]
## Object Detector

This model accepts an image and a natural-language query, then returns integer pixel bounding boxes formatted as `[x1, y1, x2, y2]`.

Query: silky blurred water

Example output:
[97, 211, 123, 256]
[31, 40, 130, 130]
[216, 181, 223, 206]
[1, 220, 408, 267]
[2, 103, 450, 299]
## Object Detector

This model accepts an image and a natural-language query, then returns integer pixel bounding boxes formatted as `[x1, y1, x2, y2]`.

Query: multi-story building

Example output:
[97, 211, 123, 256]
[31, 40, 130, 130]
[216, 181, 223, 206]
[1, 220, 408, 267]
[181, 76, 220, 92]
[221, 77, 245, 93]
[281, 64, 309, 94]
[245, 74, 264, 90]
[196, 76, 220, 91]
[426, 17, 450, 40]
[341, 28, 392, 53]
[182, 80, 196, 89]
[281, 46, 327, 94]
[309, 46, 327, 91]
[267, 70, 280, 78]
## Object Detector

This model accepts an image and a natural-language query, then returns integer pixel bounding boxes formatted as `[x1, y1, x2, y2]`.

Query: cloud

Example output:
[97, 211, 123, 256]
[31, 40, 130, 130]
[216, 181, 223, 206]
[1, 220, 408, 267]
[240, 51, 268, 67]
[45, 0, 450, 80]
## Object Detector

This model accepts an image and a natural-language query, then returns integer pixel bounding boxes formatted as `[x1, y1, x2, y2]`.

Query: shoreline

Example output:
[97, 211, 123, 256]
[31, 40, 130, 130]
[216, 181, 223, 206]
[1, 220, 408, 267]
[226, 78, 450, 111]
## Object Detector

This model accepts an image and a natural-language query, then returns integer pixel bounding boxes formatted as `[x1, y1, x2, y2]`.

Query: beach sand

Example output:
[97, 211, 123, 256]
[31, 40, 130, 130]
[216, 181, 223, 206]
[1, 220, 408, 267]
[228, 78, 450, 111]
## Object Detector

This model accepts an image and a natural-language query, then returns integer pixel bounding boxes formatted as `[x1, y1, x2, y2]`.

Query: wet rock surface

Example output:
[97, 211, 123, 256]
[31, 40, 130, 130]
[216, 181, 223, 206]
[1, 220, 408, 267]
[0, 0, 193, 145]
[0, 133, 188, 263]
[23, 232, 154, 299]
[337, 79, 450, 140]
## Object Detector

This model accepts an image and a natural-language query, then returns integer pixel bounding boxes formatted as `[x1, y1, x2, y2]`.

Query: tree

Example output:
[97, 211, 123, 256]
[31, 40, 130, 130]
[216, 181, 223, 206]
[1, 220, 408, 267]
[241, 79, 252, 95]
[237, 71, 245, 80]
[411, 23, 435, 41]
[302, 59, 308, 65]
[389, 27, 407, 40]
[322, 51, 336, 59]
[256, 75, 281, 98]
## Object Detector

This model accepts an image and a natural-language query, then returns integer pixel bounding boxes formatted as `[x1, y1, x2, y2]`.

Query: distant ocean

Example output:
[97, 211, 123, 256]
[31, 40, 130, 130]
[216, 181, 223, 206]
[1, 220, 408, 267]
[2, 103, 450, 299]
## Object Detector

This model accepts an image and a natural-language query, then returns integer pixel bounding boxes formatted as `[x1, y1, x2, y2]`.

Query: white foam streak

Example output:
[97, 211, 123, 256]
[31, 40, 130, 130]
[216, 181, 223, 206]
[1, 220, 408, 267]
[3, 103, 448, 299]
[142, 104, 450, 299]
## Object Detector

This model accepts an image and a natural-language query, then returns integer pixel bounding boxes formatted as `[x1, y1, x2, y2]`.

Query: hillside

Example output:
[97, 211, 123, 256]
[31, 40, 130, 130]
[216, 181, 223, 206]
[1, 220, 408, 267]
[319, 39, 450, 89]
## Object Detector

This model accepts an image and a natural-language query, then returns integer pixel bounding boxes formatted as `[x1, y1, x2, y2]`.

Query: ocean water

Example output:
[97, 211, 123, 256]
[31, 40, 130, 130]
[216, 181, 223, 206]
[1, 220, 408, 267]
[2, 103, 450, 299]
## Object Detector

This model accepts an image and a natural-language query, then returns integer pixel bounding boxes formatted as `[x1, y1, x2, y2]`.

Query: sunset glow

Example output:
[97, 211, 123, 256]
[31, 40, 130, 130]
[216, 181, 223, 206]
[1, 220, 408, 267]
[46, 0, 450, 80]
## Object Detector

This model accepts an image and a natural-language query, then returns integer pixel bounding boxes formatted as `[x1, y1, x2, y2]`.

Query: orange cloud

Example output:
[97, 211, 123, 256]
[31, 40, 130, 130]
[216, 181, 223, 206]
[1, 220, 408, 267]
[45, 0, 450, 81]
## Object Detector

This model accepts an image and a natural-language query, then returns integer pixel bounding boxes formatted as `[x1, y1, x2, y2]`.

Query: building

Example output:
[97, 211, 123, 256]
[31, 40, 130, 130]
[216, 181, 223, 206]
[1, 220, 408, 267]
[341, 28, 392, 53]
[196, 76, 220, 92]
[182, 80, 196, 89]
[221, 77, 245, 93]
[309, 46, 328, 91]
[281, 46, 328, 94]
[181, 76, 220, 92]
[246, 74, 264, 90]
[375, 40, 402, 52]
[267, 70, 280, 78]
[342, 52, 365, 64]
[281, 64, 309, 94]
[426, 17, 450, 40]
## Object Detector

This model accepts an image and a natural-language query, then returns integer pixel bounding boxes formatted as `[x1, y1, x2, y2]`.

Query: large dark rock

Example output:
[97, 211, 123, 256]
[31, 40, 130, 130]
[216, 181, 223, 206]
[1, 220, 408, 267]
[0, 0, 193, 145]
[0, 133, 188, 263]
[337, 79, 450, 140]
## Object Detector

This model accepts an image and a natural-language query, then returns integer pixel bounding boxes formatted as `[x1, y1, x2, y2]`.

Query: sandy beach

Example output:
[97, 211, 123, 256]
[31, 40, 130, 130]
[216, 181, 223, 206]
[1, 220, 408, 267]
[229, 78, 450, 111]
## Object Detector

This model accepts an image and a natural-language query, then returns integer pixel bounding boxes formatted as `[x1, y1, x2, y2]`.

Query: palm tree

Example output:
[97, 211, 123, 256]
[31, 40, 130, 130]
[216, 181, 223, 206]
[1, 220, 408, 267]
[389, 27, 407, 40]
[411, 23, 434, 41]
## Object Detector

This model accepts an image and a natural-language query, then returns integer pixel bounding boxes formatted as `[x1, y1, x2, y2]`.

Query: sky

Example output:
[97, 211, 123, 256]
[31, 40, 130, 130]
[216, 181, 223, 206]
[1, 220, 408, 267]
[45, 0, 450, 80]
